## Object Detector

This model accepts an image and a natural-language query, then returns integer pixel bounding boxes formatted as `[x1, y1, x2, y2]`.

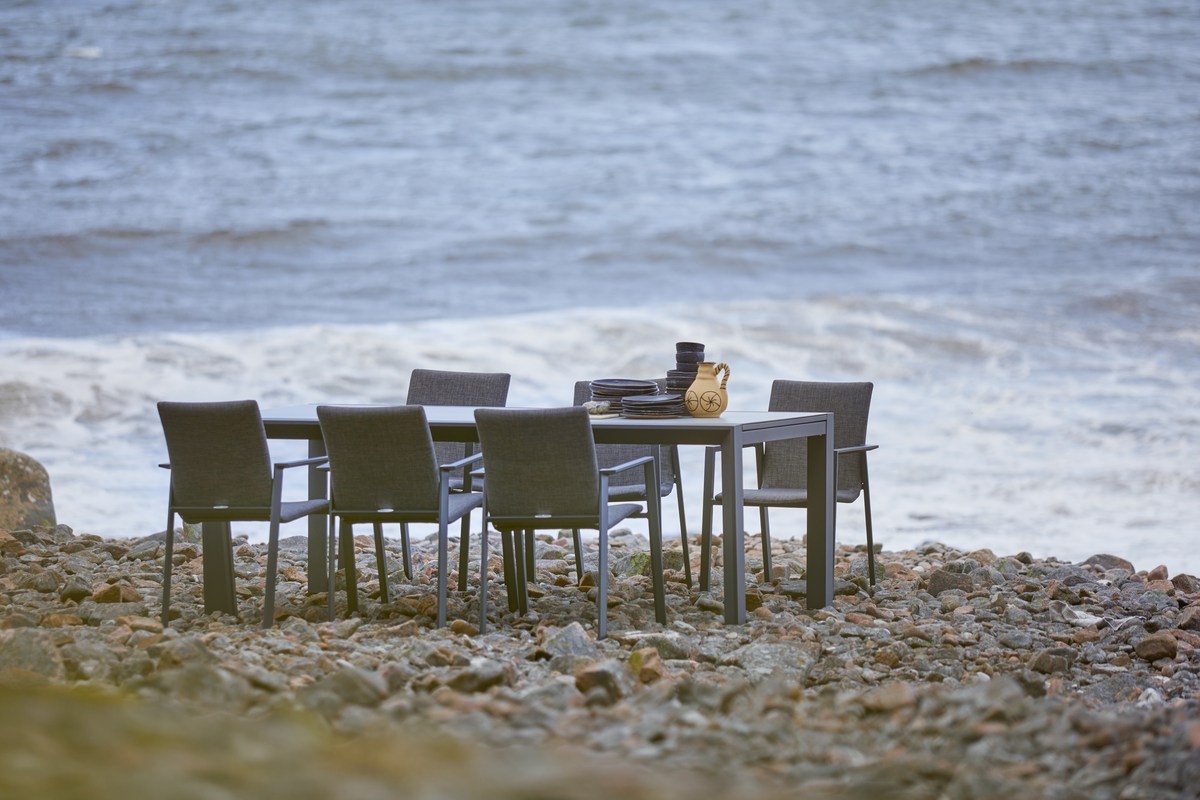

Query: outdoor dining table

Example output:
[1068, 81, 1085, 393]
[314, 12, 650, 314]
[204, 404, 835, 624]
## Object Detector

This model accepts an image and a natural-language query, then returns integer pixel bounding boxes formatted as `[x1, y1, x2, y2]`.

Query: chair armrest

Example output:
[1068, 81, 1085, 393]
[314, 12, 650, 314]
[273, 455, 330, 470]
[440, 452, 483, 473]
[159, 463, 170, 469]
[834, 444, 878, 455]
[600, 455, 654, 476]
[470, 468, 486, 479]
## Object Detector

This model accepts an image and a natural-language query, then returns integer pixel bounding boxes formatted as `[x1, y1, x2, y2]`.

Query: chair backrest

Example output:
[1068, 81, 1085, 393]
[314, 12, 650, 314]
[158, 400, 273, 509]
[572, 380, 674, 491]
[762, 381, 873, 495]
[474, 407, 599, 518]
[406, 369, 511, 407]
[407, 368, 511, 465]
[317, 405, 439, 511]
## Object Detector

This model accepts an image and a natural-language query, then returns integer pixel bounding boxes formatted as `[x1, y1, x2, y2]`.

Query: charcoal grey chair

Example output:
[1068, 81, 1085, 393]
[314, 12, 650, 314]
[157, 400, 329, 628]
[406, 368, 511, 590]
[699, 380, 878, 589]
[572, 380, 691, 587]
[317, 405, 483, 628]
[474, 407, 667, 639]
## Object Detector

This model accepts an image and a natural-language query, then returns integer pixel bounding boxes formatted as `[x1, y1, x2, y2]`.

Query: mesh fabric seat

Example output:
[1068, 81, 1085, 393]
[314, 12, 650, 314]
[572, 380, 691, 587]
[474, 406, 667, 639]
[158, 400, 329, 628]
[700, 380, 878, 588]
[317, 405, 483, 628]
[406, 368, 511, 589]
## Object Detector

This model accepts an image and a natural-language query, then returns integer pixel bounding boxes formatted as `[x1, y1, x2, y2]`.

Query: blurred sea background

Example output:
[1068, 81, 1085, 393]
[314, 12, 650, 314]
[1, 0, 1197, 573]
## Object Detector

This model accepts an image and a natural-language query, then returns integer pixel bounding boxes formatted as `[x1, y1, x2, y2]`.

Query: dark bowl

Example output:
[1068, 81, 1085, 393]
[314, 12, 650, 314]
[675, 341, 705, 353]
[674, 352, 706, 364]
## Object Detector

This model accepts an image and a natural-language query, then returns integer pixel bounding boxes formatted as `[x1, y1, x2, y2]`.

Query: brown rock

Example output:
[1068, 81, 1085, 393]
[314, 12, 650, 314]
[40, 614, 84, 628]
[629, 647, 666, 683]
[744, 588, 763, 612]
[92, 583, 141, 604]
[884, 563, 920, 581]
[1083, 553, 1135, 572]
[445, 659, 514, 694]
[0, 448, 56, 531]
[0, 629, 65, 679]
[1171, 574, 1199, 594]
[1147, 564, 1169, 581]
[1177, 606, 1200, 632]
[874, 645, 903, 668]
[860, 682, 917, 713]
[926, 569, 973, 596]
[574, 659, 634, 704]
[1135, 632, 1178, 662]
[1028, 647, 1076, 674]
[450, 619, 479, 636]
[0, 530, 25, 557]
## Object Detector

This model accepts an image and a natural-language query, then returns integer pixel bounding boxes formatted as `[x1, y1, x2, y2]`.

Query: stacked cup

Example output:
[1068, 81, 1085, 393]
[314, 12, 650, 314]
[666, 341, 705, 395]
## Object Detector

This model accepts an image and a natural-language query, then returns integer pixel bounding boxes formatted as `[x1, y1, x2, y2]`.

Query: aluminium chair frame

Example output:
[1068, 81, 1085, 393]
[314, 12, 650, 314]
[699, 439, 878, 590]
[161, 454, 329, 627]
[405, 368, 511, 593]
[479, 455, 666, 639]
[325, 451, 482, 628]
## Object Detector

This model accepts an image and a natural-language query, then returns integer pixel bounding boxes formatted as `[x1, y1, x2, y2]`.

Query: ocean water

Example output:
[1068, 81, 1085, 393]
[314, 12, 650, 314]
[1, 0, 1198, 574]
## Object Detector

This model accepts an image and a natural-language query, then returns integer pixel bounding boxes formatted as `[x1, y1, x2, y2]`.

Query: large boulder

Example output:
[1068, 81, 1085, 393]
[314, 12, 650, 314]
[0, 448, 56, 531]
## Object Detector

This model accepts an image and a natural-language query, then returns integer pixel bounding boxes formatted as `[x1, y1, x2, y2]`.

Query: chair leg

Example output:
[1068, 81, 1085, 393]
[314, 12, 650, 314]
[646, 461, 667, 625]
[862, 455, 876, 586]
[327, 512, 337, 621]
[400, 523, 413, 580]
[675, 485, 692, 589]
[436, 519, 449, 628]
[597, 522, 609, 640]
[457, 513, 472, 591]
[524, 529, 536, 584]
[671, 446, 692, 588]
[478, 522, 489, 633]
[500, 530, 518, 613]
[699, 448, 716, 592]
[759, 506, 773, 581]
[373, 522, 389, 604]
[512, 530, 529, 616]
[341, 520, 358, 615]
[571, 529, 584, 582]
[261, 514, 283, 629]
[161, 509, 175, 627]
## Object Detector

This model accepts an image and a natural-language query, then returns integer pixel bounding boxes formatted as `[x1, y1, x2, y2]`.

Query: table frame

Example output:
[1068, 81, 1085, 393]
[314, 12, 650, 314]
[219, 405, 835, 623]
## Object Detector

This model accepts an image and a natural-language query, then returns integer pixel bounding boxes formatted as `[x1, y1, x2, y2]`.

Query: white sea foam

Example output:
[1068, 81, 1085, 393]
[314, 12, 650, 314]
[2, 295, 1196, 575]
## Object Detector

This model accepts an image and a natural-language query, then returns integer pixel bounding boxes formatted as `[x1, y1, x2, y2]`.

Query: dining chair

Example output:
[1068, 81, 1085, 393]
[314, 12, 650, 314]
[317, 404, 483, 628]
[473, 407, 667, 639]
[406, 368, 511, 590]
[699, 380, 878, 589]
[572, 380, 692, 587]
[157, 400, 329, 628]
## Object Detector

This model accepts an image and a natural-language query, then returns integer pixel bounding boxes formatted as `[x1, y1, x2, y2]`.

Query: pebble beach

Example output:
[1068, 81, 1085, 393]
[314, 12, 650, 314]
[2, 522, 1198, 799]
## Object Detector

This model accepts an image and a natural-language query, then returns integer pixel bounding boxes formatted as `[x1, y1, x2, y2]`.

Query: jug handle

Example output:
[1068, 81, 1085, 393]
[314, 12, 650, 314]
[714, 362, 730, 390]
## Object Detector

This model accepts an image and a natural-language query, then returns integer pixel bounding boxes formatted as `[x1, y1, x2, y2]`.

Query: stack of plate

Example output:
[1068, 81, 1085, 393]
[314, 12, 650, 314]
[620, 393, 685, 419]
[589, 379, 659, 414]
[667, 341, 705, 395]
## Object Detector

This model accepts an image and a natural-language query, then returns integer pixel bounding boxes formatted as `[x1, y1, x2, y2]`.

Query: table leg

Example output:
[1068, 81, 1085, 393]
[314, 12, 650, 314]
[201, 521, 237, 615]
[806, 420, 835, 609]
[307, 437, 328, 594]
[720, 428, 746, 625]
